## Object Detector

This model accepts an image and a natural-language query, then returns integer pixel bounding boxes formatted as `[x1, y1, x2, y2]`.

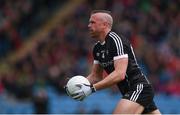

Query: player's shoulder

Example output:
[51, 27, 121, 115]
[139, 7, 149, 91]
[107, 31, 130, 45]
[108, 31, 124, 40]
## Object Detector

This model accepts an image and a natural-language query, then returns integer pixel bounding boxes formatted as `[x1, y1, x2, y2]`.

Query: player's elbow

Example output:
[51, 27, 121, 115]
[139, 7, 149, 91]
[114, 72, 126, 83]
[119, 72, 126, 81]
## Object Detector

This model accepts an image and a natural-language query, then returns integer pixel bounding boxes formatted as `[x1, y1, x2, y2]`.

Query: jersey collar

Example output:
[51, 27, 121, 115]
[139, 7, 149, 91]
[100, 41, 105, 45]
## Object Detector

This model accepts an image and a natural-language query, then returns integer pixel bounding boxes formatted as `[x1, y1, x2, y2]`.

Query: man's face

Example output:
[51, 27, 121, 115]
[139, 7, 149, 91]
[88, 14, 104, 38]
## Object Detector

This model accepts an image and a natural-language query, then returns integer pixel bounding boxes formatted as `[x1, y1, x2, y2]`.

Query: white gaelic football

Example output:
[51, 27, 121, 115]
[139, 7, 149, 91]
[66, 75, 90, 96]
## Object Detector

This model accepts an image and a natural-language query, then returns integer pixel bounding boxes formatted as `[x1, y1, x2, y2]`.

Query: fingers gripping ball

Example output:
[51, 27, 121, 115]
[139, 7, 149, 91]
[65, 75, 91, 98]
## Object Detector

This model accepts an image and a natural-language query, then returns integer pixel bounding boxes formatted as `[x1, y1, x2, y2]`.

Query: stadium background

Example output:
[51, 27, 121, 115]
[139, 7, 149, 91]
[0, 0, 179, 114]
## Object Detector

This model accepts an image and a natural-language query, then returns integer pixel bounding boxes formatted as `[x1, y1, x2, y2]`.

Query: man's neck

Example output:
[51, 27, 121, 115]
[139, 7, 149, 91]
[99, 29, 111, 43]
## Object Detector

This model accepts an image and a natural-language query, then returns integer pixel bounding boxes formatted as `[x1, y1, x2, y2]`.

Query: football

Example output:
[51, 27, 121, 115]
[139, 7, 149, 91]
[66, 75, 90, 97]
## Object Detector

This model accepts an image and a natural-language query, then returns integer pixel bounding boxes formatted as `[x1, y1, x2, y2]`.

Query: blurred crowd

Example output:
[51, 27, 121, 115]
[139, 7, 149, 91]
[0, 0, 180, 113]
[0, 0, 65, 58]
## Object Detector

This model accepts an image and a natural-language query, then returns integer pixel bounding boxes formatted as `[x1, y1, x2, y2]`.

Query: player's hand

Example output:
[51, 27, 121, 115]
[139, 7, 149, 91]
[64, 77, 71, 96]
[64, 86, 83, 100]
[64, 86, 71, 97]
[71, 89, 86, 101]
[72, 84, 96, 101]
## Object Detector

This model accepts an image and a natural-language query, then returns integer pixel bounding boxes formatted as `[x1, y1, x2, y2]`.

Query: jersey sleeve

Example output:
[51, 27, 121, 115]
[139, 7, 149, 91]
[93, 44, 100, 64]
[109, 32, 128, 60]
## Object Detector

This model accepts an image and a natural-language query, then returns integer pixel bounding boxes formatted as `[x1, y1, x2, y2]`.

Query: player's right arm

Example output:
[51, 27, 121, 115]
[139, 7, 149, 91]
[87, 43, 103, 84]
[87, 63, 103, 84]
[70, 63, 103, 101]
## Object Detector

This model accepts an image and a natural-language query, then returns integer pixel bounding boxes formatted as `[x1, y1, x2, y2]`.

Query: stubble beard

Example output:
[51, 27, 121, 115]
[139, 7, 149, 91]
[89, 30, 100, 40]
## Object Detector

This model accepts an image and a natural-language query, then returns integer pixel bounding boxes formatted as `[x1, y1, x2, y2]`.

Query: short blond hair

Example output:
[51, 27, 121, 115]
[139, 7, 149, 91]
[91, 10, 113, 29]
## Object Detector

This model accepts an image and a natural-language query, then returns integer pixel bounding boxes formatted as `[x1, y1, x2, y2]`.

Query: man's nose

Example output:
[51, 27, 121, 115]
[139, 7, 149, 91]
[88, 24, 91, 28]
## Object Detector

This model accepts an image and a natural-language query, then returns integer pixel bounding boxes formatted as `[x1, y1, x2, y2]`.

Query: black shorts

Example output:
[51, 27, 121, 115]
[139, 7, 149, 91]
[122, 83, 157, 113]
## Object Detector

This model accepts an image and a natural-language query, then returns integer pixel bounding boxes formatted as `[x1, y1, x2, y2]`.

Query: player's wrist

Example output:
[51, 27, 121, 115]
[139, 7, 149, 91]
[90, 84, 96, 93]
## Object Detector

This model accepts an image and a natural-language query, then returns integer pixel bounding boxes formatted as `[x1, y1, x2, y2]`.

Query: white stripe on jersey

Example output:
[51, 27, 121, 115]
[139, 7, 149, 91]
[109, 32, 124, 55]
[130, 84, 143, 102]
[111, 32, 124, 54]
[130, 45, 138, 65]
[109, 34, 121, 55]
[109, 33, 122, 55]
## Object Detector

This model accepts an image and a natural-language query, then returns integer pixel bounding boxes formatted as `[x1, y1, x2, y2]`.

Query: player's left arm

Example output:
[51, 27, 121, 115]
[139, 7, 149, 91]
[93, 57, 128, 90]
[71, 57, 128, 101]
[87, 63, 103, 84]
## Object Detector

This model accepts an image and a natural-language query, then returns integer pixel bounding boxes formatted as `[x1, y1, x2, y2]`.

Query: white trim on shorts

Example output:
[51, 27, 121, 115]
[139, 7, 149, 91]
[130, 84, 144, 102]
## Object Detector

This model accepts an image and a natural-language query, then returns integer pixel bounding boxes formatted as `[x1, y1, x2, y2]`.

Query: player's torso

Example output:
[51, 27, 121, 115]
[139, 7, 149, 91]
[94, 41, 115, 74]
[94, 32, 150, 94]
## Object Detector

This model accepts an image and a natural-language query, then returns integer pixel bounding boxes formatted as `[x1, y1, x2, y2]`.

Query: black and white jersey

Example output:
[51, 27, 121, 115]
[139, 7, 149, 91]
[93, 31, 150, 94]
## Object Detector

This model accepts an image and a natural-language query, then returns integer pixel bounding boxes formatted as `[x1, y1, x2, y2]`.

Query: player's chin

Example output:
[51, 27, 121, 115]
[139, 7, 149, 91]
[89, 32, 96, 38]
[89, 32, 94, 37]
[89, 30, 93, 34]
[90, 34, 97, 39]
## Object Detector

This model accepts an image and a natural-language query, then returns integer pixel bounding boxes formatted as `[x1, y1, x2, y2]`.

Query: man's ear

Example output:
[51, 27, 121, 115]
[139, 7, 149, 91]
[104, 22, 109, 28]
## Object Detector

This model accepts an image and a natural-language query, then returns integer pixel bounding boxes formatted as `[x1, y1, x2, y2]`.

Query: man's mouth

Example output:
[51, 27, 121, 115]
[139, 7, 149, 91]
[89, 29, 93, 33]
